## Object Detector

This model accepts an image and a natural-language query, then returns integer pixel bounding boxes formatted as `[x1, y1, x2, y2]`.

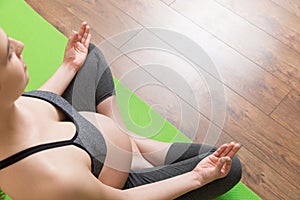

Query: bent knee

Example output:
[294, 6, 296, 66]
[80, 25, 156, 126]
[88, 43, 106, 60]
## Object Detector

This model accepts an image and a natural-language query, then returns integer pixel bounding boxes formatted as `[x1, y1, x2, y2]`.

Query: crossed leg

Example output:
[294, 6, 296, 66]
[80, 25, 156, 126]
[62, 44, 241, 198]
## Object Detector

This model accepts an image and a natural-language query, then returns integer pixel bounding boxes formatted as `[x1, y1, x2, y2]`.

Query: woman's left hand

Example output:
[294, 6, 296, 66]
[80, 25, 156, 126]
[193, 142, 241, 185]
[63, 22, 91, 71]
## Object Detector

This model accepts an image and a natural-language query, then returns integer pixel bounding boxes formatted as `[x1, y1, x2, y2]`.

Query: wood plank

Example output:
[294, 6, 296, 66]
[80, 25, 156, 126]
[119, 29, 215, 119]
[271, 0, 300, 19]
[117, 17, 290, 116]
[238, 147, 299, 200]
[26, 0, 89, 38]
[271, 89, 300, 135]
[171, 0, 300, 91]
[26, 0, 105, 44]
[216, 0, 300, 54]
[51, 0, 142, 48]
[223, 87, 300, 186]
[26, 0, 142, 74]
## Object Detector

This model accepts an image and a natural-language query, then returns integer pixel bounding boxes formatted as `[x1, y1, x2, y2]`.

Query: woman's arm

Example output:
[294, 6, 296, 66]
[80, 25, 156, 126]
[68, 143, 240, 200]
[66, 169, 200, 200]
[39, 22, 91, 95]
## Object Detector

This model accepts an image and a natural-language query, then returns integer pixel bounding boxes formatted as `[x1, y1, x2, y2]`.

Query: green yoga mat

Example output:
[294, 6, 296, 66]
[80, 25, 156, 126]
[0, 0, 261, 199]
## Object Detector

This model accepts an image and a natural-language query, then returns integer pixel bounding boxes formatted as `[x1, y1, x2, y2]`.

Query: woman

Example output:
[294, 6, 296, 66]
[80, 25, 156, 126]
[0, 22, 242, 200]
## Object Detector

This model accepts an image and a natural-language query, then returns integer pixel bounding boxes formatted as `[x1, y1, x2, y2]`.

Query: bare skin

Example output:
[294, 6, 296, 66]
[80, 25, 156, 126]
[0, 23, 241, 200]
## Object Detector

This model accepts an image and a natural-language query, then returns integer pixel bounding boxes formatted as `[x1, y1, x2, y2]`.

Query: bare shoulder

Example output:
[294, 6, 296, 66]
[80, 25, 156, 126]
[18, 95, 66, 121]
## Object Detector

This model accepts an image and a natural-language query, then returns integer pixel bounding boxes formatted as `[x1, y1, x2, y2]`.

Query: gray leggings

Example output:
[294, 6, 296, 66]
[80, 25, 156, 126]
[62, 44, 242, 199]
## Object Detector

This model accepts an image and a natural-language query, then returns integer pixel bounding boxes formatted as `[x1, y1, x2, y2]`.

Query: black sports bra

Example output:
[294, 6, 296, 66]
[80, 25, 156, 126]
[0, 90, 107, 177]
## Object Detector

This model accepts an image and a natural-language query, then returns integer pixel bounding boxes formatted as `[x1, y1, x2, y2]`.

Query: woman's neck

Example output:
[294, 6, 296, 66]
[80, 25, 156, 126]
[0, 101, 24, 133]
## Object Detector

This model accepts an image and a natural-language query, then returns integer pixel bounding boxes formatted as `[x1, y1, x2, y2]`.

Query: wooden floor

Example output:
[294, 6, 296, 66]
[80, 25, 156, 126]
[26, 0, 300, 199]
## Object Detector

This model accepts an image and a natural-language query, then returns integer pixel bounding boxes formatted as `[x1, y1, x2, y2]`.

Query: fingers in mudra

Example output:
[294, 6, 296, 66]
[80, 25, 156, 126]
[64, 22, 91, 70]
[194, 142, 241, 184]
[217, 157, 232, 178]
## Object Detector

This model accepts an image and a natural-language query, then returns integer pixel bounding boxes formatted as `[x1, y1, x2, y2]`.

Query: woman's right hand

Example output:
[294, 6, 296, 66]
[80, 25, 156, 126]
[193, 142, 241, 186]
[63, 22, 91, 72]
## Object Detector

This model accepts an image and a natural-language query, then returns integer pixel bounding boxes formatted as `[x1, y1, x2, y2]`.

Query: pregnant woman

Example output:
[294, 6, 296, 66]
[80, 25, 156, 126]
[0, 22, 241, 200]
